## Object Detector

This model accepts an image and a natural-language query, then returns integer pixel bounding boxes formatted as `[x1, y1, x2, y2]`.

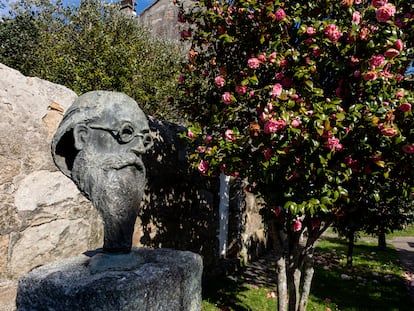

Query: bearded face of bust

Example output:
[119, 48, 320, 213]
[52, 91, 153, 254]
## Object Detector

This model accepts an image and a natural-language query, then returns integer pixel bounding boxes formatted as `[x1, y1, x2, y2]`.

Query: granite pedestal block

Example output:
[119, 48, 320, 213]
[16, 248, 202, 311]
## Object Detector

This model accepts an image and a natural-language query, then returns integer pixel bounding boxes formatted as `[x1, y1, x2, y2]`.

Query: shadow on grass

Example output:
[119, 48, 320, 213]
[201, 237, 412, 310]
[202, 276, 254, 311]
[311, 237, 413, 311]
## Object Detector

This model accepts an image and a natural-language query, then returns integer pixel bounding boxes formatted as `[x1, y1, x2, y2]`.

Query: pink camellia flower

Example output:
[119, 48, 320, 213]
[336, 87, 342, 98]
[275, 72, 284, 80]
[266, 102, 273, 111]
[325, 137, 343, 151]
[235, 85, 247, 95]
[287, 170, 301, 181]
[364, 70, 377, 81]
[214, 76, 225, 88]
[384, 48, 399, 58]
[267, 291, 276, 298]
[370, 54, 385, 68]
[197, 146, 206, 153]
[396, 90, 404, 99]
[306, 26, 316, 35]
[353, 11, 361, 24]
[325, 24, 342, 42]
[402, 144, 414, 154]
[354, 70, 361, 77]
[258, 53, 267, 62]
[205, 135, 212, 144]
[381, 69, 393, 79]
[293, 219, 302, 232]
[275, 8, 286, 21]
[178, 75, 184, 83]
[180, 30, 191, 38]
[272, 83, 283, 98]
[224, 129, 236, 141]
[381, 127, 397, 137]
[273, 206, 281, 216]
[268, 52, 277, 63]
[376, 3, 396, 22]
[279, 58, 288, 67]
[399, 102, 411, 112]
[247, 57, 260, 69]
[217, 25, 226, 35]
[291, 119, 301, 128]
[187, 130, 195, 139]
[395, 39, 404, 51]
[260, 112, 267, 122]
[177, 12, 186, 23]
[198, 160, 209, 175]
[282, 77, 293, 87]
[373, 0, 388, 8]
[264, 119, 286, 133]
[222, 92, 233, 104]
[396, 74, 404, 82]
[345, 156, 360, 171]
[312, 46, 322, 57]
[264, 147, 273, 161]
[311, 218, 321, 229]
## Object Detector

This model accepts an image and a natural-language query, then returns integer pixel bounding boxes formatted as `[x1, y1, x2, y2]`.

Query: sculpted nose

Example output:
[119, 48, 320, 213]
[130, 134, 153, 155]
[130, 140, 147, 155]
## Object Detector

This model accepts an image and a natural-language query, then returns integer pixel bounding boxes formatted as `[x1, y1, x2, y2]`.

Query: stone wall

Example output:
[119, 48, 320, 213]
[0, 63, 266, 282]
[0, 63, 103, 279]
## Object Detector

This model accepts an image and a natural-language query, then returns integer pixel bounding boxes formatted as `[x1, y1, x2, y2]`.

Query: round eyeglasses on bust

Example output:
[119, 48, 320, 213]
[88, 122, 153, 148]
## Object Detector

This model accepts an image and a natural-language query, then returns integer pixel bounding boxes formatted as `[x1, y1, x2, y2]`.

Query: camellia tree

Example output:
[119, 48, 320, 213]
[176, 0, 414, 310]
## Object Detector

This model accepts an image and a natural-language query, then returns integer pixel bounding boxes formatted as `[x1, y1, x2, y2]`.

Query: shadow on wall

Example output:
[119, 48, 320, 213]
[140, 117, 219, 271]
[139, 117, 267, 275]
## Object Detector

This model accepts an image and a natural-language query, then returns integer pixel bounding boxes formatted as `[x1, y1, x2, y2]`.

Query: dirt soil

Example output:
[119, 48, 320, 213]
[1, 236, 413, 310]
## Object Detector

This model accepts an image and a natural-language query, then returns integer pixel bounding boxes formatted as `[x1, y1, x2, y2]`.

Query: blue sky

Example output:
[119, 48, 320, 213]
[62, 0, 155, 14]
[0, 0, 154, 16]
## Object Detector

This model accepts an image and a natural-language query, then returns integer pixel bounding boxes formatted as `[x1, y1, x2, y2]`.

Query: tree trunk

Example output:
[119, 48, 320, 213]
[271, 221, 288, 311]
[270, 218, 331, 311]
[287, 268, 301, 311]
[378, 230, 387, 250]
[276, 256, 288, 311]
[298, 252, 314, 311]
[346, 230, 355, 266]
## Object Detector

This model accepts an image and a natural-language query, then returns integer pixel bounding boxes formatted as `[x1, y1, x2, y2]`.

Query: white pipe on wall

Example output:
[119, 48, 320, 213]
[218, 172, 231, 257]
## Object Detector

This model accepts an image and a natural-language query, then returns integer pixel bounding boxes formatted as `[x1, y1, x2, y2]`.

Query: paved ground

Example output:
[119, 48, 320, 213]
[1, 236, 413, 310]
[390, 236, 414, 303]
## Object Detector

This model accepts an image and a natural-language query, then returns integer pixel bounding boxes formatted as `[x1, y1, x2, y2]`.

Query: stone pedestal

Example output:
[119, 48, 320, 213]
[16, 248, 202, 311]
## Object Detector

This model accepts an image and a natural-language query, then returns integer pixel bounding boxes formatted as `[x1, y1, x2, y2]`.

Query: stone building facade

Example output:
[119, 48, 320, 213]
[139, 0, 182, 40]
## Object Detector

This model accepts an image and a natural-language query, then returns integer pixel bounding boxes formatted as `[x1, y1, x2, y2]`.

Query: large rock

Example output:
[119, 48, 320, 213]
[16, 248, 202, 311]
[0, 63, 103, 278]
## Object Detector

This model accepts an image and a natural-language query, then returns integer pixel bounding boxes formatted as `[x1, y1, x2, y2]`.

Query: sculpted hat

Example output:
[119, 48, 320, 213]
[51, 90, 145, 178]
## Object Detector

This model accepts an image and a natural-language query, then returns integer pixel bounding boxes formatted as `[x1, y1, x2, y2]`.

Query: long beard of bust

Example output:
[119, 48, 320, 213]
[72, 150, 146, 253]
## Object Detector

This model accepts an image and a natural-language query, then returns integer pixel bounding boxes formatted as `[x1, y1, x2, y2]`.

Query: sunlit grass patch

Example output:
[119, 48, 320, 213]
[202, 237, 412, 311]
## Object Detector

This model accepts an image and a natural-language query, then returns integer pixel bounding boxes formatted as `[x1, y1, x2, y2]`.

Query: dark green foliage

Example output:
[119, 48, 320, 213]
[0, 0, 185, 121]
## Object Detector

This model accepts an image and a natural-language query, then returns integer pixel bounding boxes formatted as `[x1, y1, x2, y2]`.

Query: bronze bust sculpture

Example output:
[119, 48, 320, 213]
[52, 91, 153, 254]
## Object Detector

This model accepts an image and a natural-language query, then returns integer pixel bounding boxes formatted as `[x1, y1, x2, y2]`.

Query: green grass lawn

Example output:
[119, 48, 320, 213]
[202, 236, 412, 310]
